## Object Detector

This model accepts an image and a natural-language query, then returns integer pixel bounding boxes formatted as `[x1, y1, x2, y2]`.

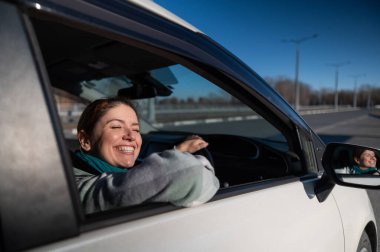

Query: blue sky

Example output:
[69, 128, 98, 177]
[155, 0, 380, 92]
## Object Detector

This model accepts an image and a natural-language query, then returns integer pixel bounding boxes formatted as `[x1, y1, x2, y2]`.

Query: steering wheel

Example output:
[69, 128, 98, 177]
[176, 135, 215, 167]
[195, 147, 215, 167]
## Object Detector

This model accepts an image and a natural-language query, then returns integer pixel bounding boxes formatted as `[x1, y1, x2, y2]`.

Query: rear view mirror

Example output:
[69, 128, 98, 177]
[118, 73, 172, 99]
[322, 143, 380, 189]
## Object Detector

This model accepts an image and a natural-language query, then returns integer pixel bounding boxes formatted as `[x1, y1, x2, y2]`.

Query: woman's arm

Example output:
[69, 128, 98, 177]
[75, 149, 220, 214]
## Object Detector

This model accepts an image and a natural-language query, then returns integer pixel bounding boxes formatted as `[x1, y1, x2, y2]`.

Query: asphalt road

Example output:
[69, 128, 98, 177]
[304, 109, 380, 148]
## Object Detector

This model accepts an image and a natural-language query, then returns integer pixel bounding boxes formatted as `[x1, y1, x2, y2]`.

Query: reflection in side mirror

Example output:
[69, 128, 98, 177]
[322, 143, 380, 189]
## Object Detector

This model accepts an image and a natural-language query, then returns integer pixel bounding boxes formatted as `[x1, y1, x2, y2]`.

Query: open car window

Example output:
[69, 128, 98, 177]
[31, 15, 304, 214]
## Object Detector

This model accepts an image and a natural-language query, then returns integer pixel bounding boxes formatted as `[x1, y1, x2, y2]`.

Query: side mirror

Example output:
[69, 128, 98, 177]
[322, 143, 380, 189]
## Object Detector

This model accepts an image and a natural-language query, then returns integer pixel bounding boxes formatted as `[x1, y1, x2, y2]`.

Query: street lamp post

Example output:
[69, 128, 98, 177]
[327, 61, 350, 110]
[367, 85, 372, 109]
[350, 74, 365, 108]
[282, 34, 318, 111]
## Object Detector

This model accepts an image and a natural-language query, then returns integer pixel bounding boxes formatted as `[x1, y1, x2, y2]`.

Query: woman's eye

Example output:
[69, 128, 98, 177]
[111, 125, 122, 129]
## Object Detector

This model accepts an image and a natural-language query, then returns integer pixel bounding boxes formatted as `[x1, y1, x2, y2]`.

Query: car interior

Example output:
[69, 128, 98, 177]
[31, 16, 304, 196]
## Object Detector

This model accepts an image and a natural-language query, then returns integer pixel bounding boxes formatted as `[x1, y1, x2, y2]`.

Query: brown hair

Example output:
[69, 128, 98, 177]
[353, 147, 367, 161]
[77, 97, 139, 138]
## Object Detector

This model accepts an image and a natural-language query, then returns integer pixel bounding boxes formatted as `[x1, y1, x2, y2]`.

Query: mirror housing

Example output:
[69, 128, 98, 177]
[118, 73, 172, 99]
[322, 143, 380, 189]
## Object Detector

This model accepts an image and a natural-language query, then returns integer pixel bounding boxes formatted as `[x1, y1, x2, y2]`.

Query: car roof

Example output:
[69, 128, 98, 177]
[127, 0, 202, 33]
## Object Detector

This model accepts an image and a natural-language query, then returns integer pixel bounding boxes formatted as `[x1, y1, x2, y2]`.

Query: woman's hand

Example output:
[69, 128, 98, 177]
[175, 135, 209, 153]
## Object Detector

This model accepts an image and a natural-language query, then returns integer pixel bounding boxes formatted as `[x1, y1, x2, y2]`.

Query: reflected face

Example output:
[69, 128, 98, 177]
[89, 104, 142, 168]
[356, 150, 377, 169]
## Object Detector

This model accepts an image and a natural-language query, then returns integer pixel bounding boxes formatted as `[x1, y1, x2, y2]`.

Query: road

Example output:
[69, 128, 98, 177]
[304, 109, 380, 148]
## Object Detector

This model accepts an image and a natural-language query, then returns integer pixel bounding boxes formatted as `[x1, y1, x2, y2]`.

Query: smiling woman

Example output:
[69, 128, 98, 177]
[72, 97, 220, 213]
[352, 148, 379, 175]
[77, 98, 142, 169]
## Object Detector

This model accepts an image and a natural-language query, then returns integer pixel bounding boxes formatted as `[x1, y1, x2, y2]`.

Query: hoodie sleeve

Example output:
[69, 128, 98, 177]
[75, 149, 220, 214]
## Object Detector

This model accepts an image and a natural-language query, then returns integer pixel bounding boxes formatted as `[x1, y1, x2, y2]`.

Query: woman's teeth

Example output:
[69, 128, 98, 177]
[117, 146, 134, 153]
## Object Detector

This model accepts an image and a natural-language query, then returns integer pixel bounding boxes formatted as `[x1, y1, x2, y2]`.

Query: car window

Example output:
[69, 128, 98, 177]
[31, 16, 304, 214]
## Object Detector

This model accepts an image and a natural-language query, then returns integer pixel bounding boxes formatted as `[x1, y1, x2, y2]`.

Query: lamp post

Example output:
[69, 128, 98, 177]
[327, 61, 350, 110]
[282, 34, 318, 111]
[367, 84, 372, 109]
[350, 73, 365, 108]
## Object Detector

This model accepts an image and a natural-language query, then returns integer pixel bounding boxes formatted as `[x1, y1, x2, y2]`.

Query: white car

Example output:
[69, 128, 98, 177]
[0, 0, 379, 251]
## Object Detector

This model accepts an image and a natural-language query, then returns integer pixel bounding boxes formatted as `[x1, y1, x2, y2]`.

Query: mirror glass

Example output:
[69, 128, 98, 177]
[325, 143, 380, 187]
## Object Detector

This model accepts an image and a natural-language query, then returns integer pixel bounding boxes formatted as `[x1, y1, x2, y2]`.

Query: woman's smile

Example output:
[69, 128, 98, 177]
[115, 145, 135, 154]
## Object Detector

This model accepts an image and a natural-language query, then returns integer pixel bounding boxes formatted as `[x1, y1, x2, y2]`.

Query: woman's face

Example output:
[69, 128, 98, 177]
[88, 104, 142, 168]
[356, 150, 377, 169]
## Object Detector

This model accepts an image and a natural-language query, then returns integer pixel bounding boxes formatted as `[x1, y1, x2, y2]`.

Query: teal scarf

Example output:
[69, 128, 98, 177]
[75, 150, 127, 173]
[352, 164, 378, 175]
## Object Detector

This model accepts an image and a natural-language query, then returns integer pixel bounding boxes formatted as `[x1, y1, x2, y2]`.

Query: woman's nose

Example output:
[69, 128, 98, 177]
[122, 130, 135, 141]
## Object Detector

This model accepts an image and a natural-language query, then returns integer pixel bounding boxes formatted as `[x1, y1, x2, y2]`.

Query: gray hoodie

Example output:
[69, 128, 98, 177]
[74, 149, 220, 214]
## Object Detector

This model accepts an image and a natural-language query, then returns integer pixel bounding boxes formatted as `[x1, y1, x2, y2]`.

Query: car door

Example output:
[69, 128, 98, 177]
[34, 180, 345, 251]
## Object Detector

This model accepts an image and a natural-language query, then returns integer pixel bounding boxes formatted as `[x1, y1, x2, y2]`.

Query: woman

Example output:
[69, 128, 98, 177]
[352, 148, 379, 175]
[73, 97, 220, 213]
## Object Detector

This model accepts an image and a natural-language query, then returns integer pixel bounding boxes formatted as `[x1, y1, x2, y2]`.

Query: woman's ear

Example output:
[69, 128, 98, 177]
[78, 130, 92, 151]
[354, 157, 360, 165]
